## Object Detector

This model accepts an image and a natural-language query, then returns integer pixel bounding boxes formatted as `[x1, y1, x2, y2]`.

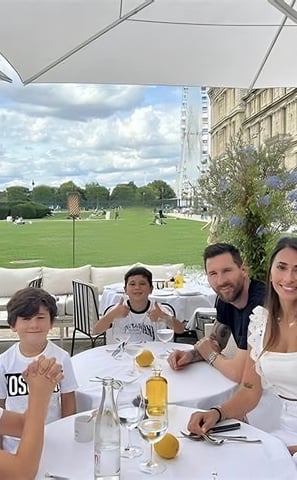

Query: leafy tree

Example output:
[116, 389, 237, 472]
[31, 185, 56, 206]
[137, 186, 156, 206]
[198, 134, 296, 280]
[147, 180, 176, 207]
[85, 183, 110, 209]
[110, 182, 137, 206]
[6, 186, 30, 203]
[55, 181, 84, 209]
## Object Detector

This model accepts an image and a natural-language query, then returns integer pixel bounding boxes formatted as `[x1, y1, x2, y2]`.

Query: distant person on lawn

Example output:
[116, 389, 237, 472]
[0, 287, 78, 452]
[94, 266, 184, 342]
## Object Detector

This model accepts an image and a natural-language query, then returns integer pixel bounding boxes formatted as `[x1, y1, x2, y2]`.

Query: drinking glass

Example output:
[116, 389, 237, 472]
[112, 318, 130, 344]
[138, 405, 168, 474]
[125, 343, 144, 376]
[156, 317, 174, 358]
[117, 382, 145, 458]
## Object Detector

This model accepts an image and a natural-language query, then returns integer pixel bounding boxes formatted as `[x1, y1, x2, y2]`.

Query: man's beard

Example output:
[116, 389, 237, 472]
[216, 282, 244, 303]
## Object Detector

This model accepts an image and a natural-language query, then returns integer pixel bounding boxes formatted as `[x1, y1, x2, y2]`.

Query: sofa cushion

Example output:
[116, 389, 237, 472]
[0, 267, 42, 297]
[135, 263, 184, 279]
[91, 265, 131, 294]
[42, 265, 91, 295]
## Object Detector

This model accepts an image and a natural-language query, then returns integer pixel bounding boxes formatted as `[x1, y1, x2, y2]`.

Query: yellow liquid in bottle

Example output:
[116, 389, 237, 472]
[174, 273, 184, 288]
[146, 371, 167, 416]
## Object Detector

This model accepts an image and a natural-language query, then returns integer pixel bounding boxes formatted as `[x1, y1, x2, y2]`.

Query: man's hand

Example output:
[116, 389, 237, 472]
[167, 349, 194, 370]
[187, 410, 219, 435]
[195, 337, 221, 361]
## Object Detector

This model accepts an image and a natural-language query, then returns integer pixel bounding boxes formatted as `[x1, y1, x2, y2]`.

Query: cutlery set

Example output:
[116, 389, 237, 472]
[180, 422, 262, 445]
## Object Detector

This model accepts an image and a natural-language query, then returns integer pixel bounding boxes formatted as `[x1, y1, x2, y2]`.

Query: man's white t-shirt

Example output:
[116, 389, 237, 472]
[0, 340, 78, 452]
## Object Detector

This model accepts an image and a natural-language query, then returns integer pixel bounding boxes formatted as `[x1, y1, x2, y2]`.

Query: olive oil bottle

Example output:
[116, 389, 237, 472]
[146, 367, 167, 416]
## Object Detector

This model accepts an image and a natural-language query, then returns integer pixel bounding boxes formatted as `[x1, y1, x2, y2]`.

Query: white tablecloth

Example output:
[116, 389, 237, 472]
[72, 342, 237, 412]
[100, 285, 216, 321]
[36, 405, 297, 480]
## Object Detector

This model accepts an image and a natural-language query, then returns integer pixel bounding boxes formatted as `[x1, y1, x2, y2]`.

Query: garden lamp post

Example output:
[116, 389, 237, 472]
[67, 192, 80, 267]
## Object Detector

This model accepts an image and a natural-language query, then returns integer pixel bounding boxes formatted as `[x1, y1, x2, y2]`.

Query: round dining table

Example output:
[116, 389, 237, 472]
[35, 405, 297, 480]
[72, 342, 237, 412]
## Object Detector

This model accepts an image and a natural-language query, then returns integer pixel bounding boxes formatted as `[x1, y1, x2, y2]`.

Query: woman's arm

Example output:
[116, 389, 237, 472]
[0, 356, 63, 480]
[61, 391, 77, 418]
[187, 350, 262, 435]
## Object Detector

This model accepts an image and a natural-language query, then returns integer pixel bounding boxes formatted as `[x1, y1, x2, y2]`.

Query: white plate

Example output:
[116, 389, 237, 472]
[152, 288, 175, 297]
[176, 288, 200, 296]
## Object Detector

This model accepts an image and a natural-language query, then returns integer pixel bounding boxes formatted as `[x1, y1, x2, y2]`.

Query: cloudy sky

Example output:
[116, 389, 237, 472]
[0, 55, 186, 193]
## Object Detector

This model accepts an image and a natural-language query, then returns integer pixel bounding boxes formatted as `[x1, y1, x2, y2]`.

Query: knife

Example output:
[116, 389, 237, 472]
[208, 422, 241, 433]
[45, 474, 70, 480]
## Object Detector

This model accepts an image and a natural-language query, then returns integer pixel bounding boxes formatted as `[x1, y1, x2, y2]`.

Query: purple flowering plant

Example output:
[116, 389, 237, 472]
[198, 134, 296, 280]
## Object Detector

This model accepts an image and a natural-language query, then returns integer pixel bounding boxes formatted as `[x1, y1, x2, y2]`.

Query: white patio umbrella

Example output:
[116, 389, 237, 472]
[0, 0, 297, 88]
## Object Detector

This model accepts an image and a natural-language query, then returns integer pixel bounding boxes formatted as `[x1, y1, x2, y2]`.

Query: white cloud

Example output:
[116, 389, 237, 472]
[0, 56, 201, 193]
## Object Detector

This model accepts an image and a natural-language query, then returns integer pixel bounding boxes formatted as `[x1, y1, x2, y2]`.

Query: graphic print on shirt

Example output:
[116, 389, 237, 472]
[5, 373, 60, 397]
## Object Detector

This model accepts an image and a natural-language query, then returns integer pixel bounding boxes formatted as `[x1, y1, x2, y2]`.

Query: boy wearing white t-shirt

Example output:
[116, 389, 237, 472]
[0, 287, 78, 452]
[94, 266, 185, 341]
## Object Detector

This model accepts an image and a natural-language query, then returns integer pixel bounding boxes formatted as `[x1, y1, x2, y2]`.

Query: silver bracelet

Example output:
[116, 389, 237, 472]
[207, 351, 219, 366]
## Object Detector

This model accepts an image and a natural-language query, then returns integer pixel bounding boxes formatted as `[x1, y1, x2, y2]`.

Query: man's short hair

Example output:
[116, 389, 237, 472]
[203, 243, 243, 270]
[124, 267, 153, 288]
[7, 287, 57, 327]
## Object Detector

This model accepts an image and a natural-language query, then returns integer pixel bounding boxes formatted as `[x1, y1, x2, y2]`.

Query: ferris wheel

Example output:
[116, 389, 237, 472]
[176, 86, 209, 205]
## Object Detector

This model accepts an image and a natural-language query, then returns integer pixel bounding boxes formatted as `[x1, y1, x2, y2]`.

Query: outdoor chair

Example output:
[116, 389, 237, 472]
[28, 277, 42, 288]
[71, 280, 106, 356]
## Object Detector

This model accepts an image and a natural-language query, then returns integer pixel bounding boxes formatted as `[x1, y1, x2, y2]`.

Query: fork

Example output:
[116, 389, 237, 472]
[180, 430, 261, 444]
[202, 433, 262, 445]
[111, 341, 126, 358]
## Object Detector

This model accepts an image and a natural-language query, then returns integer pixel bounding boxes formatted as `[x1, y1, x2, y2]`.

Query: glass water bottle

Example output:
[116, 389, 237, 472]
[94, 377, 121, 480]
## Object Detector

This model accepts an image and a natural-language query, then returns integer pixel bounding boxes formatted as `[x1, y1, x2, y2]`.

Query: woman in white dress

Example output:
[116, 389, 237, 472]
[186, 236, 297, 457]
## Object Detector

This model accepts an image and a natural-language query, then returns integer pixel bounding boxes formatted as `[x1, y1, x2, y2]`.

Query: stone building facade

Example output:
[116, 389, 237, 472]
[208, 87, 297, 168]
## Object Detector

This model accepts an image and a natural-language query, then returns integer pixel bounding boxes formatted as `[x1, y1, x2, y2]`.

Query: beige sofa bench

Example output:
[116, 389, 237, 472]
[0, 261, 184, 323]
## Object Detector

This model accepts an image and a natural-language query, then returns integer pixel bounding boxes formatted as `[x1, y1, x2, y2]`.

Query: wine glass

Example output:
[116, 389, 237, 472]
[117, 382, 145, 458]
[138, 405, 168, 474]
[156, 317, 174, 358]
[125, 343, 144, 376]
[112, 318, 131, 344]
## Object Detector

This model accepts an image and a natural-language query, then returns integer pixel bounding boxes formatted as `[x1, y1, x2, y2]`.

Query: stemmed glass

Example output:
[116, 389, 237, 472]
[138, 404, 168, 474]
[125, 343, 144, 376]
[117, 382, 145, 458]
[112, 318, 131, 344]
[156, 317, 174, 358]
[111, 318, 130, 359]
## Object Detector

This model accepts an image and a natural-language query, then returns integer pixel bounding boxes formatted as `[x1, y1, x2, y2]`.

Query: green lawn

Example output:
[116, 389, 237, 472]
[0, 209, 209, 268]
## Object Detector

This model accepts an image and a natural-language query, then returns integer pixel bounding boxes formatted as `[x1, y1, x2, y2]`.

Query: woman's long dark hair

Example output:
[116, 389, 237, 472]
[265, 236, 297, 350]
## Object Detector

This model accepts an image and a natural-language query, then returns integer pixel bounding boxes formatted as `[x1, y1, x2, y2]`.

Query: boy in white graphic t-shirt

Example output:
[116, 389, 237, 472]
[94, 266, 184, 342]
[0, 287, 78, 452]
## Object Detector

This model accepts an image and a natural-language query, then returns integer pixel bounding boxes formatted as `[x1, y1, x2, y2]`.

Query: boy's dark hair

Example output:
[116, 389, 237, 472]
[7, 287, 57, 327]
[124, 266, 153, 288]
[203, 242, 243, 270]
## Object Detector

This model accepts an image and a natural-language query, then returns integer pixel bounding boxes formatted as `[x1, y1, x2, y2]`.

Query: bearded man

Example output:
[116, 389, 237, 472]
[168, 243, 266, 382]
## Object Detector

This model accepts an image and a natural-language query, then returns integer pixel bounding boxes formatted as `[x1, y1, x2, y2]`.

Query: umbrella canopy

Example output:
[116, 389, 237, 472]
[0, 0, 297, 88]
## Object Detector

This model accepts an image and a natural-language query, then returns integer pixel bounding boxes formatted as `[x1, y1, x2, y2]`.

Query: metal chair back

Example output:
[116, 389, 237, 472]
[71, 280, 106, 356]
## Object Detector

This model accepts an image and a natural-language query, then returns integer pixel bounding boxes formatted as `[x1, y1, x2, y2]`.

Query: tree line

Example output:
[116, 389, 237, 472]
[0, 179, 176, 214]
